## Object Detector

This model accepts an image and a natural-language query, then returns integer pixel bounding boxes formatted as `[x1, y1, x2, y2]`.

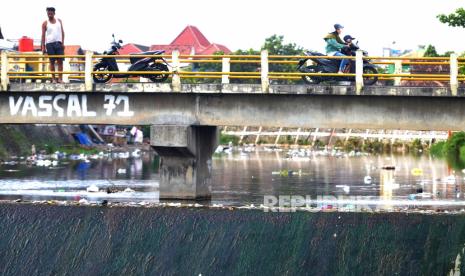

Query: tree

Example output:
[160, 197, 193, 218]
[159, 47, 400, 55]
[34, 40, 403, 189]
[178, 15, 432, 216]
[437, 8, 465, 28]
[183, 35, 304, 84]
[261, 35, 304, 84]
[423, 45, 439, 57]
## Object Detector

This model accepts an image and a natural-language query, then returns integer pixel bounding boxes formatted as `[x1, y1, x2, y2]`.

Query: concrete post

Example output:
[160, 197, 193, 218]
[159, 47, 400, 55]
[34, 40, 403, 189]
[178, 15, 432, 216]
[63, 58, 71, 83]
[151, 125, 218, 199]
[394, 60, 402, 86]
[84, 51, 93, 91]
[294, 128, 301, 145]
[450, 53, 458, 96]
[261, 50, 269, 93]
[1, 51, 9, 91]
[222, 57, 230, 84]
[171, 50, 181, 92]
[355, 50, 363, 94]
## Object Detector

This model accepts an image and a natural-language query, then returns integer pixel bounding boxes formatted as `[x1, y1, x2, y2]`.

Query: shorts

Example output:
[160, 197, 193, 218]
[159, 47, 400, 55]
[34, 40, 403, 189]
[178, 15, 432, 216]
[46, 41, 64, 62]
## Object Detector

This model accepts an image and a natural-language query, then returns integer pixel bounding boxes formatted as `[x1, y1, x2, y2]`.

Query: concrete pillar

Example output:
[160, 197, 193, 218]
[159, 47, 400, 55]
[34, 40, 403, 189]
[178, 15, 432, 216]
[84, 51, 93, 91]
[222, 57, 230, 84]
[394, 60, 402, 86]
[450, 53, 458, 96]
[355, 50, 363, 94]
[171, 50, 181, 92]
[151, 125, 218, 199]
[1, 51, 9, 91]
[261, 50, 269, 93]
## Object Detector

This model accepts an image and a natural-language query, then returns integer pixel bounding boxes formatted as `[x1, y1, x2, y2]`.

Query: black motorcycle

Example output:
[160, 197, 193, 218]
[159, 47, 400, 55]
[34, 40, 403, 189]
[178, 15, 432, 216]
[297, 43, 378, 85]
[93, 34, 170, 83]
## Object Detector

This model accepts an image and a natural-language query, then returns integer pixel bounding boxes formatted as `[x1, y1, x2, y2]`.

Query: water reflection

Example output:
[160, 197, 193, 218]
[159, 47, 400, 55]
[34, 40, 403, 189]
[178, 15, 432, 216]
[0, 150, 465, 209]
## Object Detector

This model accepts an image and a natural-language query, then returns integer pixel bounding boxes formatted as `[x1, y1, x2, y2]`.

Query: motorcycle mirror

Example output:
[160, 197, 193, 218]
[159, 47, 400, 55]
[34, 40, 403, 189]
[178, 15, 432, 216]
[112, 33, 115, 38]
[119, 40, 123, 43]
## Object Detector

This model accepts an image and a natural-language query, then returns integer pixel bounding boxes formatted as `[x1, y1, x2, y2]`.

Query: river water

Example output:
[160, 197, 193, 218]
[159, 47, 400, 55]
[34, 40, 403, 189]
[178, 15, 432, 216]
[0, 149, 464, 211]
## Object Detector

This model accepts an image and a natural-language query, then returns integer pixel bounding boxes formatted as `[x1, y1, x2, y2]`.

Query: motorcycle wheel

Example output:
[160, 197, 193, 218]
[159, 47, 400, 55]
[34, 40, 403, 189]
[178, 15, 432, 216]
[93, 63, 113, 83]
[148, 63, 169, 83]
[301, 65, 321, 85]
[363, 66, 378, 86]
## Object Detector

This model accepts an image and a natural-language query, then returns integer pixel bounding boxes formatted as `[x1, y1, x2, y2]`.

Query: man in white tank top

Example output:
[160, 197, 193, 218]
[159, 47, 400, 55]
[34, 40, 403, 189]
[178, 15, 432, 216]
[41, 7, 65, 83]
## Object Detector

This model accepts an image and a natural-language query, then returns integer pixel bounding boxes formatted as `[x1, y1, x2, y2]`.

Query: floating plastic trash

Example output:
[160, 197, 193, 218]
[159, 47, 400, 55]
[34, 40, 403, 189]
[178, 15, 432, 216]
[411, 168, 423, 176]
[86, 185, 99, 193]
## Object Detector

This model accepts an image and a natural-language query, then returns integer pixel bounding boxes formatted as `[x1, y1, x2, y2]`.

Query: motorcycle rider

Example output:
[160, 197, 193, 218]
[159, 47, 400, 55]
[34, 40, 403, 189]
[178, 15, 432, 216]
[343, 35, 355, 44]
[324, 24, 349, 74]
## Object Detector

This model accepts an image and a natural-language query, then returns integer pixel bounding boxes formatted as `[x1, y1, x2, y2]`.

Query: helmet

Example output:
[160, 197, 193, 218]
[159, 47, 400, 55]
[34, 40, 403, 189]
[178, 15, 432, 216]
[334, 24, 344, 30]
[343, 35, 356, 42]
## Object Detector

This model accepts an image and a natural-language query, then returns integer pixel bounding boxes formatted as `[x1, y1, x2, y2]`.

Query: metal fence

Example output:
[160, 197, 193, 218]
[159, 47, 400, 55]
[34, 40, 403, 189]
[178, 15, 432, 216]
[1, 50, 464, 93]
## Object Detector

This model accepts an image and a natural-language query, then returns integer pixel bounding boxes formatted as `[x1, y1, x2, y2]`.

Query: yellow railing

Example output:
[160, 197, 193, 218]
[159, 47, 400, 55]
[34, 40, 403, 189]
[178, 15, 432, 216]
[0, 51, 464, 93]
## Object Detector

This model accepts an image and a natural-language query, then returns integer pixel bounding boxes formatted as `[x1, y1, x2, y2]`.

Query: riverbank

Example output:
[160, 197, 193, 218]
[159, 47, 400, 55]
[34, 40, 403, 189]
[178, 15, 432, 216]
[0, 125, 77, 159]
[1, 202, 465, 275]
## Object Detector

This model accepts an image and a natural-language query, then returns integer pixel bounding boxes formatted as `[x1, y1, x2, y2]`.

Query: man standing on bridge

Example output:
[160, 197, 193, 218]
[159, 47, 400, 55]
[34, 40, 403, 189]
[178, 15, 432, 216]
[41, 7, 65, 83]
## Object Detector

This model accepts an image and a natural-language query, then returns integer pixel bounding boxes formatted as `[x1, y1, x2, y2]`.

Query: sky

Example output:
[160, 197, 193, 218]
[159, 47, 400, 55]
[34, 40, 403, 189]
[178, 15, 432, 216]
[1, 0, 465, 56]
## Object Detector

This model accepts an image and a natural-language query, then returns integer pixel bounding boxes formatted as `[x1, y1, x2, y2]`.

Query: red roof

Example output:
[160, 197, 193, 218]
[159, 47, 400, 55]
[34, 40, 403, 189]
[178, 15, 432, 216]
[119, 43, 149, 55]
[198, 43, 231, 55]
[64, 45, 83, 55]
[149, 25, 231, 56]
[149, 45, 193, 55]
[171, 25, 210, 49]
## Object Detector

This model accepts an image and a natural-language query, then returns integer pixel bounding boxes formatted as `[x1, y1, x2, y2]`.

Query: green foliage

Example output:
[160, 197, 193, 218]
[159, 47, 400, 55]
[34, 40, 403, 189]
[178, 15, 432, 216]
[219, 133, 239, 146]
[58, 145, 100, 155]
[431, 132, 465, 169]
[313, 139, 325, 149]
[430, 141, 446, 157]
[362, 139, 384, 154]
[182, 34, 304, 84]
[411, 139, 423, 153]
[230, 48, 261, 84]
[141, 125, 150, 138]
[344, 137, 362, 152]
[444, 132, 465, 159]
[261, 35, 304, 84]
[297, 139, 310, 146]
[438, 8, 465, 28]
[424, 45, 439, 57]
[424, 44, 453, 57]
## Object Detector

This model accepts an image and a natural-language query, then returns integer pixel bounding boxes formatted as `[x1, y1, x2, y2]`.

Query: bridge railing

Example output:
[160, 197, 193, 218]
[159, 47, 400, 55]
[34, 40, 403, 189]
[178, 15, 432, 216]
[0, 50, 464, 93]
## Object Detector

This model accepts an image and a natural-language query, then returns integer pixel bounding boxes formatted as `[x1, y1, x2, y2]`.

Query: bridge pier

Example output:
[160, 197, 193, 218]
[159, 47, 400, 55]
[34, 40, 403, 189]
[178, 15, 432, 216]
[150, 125, 218, 200]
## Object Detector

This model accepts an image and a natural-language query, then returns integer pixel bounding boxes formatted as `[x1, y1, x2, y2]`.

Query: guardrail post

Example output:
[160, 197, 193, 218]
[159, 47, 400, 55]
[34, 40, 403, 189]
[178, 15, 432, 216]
[1, 51, 9, 91]
[171, 50, 181, 92]
[394, 60, 402, 86]
[355, 50, 363, 94]
[63, 58, 71, 83]
[261, 50, 269, 93]
[222, 57, 230, 84]
[450, 53, 458, 96]
[84, 51, 93, 91]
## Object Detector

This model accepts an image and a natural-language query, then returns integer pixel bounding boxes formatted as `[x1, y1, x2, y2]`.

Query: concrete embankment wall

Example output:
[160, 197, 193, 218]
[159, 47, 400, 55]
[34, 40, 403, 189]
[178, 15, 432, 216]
[0, 125, 77, 158]
[1, 204, 465, 275]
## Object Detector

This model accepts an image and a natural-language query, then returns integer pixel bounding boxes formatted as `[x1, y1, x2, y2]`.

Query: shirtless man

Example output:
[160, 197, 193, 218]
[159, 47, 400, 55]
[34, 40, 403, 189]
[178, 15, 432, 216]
[41, 7, 65, 83]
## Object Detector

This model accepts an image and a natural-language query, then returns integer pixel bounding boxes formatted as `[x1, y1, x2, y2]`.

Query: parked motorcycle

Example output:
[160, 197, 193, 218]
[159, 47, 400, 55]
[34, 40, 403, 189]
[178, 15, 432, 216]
[93, 34, 169, 83]
[297, 42, 378, 85]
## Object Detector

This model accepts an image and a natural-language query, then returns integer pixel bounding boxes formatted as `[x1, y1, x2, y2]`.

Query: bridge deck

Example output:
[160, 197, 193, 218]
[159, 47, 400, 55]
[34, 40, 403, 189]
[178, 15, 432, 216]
[8, 83, 465, 97]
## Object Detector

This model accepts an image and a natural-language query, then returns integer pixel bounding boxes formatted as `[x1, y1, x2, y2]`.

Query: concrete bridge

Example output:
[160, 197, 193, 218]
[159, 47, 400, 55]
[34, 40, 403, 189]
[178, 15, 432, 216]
[3, 83, 465, 199]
